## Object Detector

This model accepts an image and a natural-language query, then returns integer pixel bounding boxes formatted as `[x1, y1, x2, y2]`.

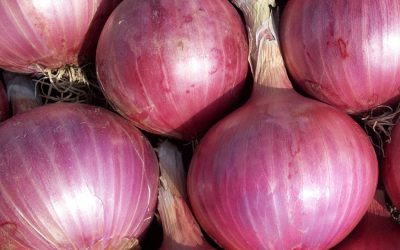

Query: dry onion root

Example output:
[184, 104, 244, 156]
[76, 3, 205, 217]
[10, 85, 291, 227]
[156, 140, 214, 250]
[34, 65, 102, 104]
[360, 104, 400, 157]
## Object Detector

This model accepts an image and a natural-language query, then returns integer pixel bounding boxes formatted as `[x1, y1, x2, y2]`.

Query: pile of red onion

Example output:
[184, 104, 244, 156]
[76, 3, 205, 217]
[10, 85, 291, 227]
[280, 0, 400, 113]
[0, 103, 159, 249]
[96, 0, 249, 140]
[1, 0, 400, 249]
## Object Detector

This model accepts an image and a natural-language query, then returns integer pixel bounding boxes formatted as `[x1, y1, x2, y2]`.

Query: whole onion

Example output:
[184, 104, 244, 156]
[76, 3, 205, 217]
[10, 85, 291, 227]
[96, 0, 249, 140]
[280, 0, 400, 113]
[0, 81, 8, 122]
[187, 1, 378, 249]
[333, 190, 400, 250]
[0, 103, 159, 249]
[0, 0, 121, 73]
[383, 120, 400, 209]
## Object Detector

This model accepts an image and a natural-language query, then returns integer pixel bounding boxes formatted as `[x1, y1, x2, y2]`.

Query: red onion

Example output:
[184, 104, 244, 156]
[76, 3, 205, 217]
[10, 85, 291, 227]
[2, 71, 42, 115]
[333, 190, 400, 249]
[0, 103, 159, 249]
[187, 1, 378, 249]
[280, 0, 400, 113]
[0, 80, 7, 122]
[0, 0, 121, 73]
[96, 0, 249, 140]
[383, 120, 400, 210]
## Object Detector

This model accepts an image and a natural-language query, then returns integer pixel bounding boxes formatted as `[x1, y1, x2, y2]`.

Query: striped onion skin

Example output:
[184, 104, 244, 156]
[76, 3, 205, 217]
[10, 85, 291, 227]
[333, 190, 400, 250]
[0, 0, 121, 73]
[188, 90, 378, 250]
[383, 122, 400, 210]
[280, 0, 400, 114]
[96, 0, 249, 140]
[0, 82, 8, 122]
[0, 103, 159, 249]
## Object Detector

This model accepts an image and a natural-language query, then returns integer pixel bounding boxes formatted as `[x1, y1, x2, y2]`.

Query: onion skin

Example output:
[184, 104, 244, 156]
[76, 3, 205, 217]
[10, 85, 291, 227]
[2, 71, 42, 115]
[96, 0, 249, 140]
[0, 81, 8, 122]
[0, 103, 159, 249]
[187, 2, 378, 249]
[157, 140, 215, 250]
[0, 0, 121, 73]
[280, 0, 400, 113]
[383, 121, 400, 210]
[188, 91, 378, 250]
[333, 190, 400, 250]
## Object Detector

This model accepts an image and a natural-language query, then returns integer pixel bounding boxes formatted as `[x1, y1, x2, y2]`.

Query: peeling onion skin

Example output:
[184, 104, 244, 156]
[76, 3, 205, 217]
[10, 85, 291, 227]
[0, 0, 122, 73]
[280, 0, 400, 113]
[0, 81, 8, 122]
[0, 103, 159, 249]
[96, 0, 249, 140]
[383, 122, 400, 210]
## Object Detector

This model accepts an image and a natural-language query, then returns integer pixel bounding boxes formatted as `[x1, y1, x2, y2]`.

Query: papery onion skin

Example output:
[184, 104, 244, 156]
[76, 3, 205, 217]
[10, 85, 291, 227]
[188, 90, 378, 250]
[0, 81, 8, 122]
[383, 122, 400, 210]
[0, 103, 159, 249]
[280, 0, 400, 113]
[96, 0, 249, 140]
[0, 0, 121, 73]
[333, 191, 400, 250]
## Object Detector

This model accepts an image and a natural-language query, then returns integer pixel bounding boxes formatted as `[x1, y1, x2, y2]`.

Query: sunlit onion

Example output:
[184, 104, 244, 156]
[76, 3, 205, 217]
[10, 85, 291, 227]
[96, 0, 249, 140]
[280, 0, 400, 113]
[0, 103, 159, 249]
[0, 0, 121, 73]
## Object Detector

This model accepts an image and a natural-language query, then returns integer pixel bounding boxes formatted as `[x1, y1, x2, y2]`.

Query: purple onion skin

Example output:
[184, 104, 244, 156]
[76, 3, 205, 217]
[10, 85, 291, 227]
[0, 0, 122, 73]
[333, 193, 400, 250]
[96, 0, 249, 140]
[383, 122, 400, 210]
[188, 89, 378, 250]
[0, 82, 8, 122]
[0, 103, 159, 249]
[280, 0, 400, 113]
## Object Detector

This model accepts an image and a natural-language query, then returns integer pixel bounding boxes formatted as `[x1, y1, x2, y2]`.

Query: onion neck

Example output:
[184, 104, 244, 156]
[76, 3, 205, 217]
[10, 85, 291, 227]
[232, 0, 292, 97]
[157, 141, 214, 250]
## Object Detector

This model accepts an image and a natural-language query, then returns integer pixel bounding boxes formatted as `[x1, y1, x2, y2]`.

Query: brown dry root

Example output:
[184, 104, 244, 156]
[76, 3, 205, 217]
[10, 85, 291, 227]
[360, 104, 400, 157]
[33, 64, 104, 105]
[386, 203, 400, 224]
